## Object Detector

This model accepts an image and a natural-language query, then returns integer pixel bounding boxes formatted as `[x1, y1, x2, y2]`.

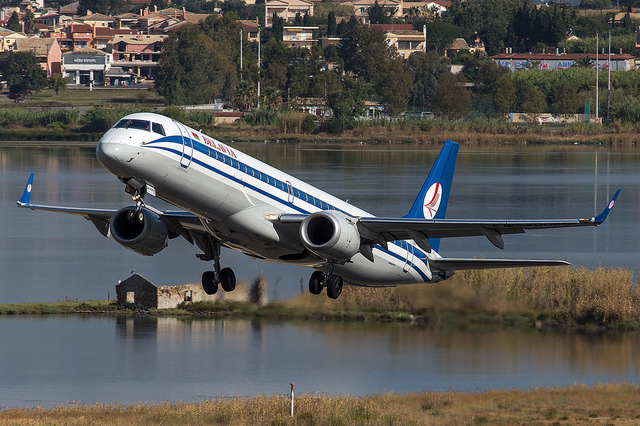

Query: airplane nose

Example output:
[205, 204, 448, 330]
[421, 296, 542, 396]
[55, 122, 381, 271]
[96, 134, 125, 175]
[96, 137, 113, 166]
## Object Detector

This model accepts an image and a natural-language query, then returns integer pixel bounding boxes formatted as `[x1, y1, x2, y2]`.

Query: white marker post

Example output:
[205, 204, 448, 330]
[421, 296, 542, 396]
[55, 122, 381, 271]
[290, 382, 294, 416]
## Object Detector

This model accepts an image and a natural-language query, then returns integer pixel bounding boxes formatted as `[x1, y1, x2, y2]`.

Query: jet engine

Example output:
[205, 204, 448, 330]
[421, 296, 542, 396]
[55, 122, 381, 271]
[299, 211, 360, 262]
[110, 207, 169, 256]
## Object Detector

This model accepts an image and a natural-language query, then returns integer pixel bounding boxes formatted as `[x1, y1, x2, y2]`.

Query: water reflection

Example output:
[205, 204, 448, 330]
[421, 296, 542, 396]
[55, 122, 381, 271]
[1, 315, 638, 407]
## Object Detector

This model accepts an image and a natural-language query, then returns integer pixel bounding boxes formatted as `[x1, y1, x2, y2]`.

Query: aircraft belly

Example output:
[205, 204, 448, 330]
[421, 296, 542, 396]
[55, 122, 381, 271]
[334, 252, 430, 287]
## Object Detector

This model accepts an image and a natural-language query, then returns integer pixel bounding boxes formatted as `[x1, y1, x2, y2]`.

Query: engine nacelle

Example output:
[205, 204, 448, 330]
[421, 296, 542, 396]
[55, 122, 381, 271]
[110, 207, 169, 256]
[299, 211, 360, 262]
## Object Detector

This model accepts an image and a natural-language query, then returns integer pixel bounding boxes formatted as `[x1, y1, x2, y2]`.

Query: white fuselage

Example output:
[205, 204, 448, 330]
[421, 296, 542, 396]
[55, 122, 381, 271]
[96, 113, 439, 286]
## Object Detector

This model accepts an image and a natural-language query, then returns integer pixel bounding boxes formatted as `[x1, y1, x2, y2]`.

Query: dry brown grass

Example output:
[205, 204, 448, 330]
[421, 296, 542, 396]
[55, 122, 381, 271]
[284, 266, 639, 328]
[2, 384, 640, 425]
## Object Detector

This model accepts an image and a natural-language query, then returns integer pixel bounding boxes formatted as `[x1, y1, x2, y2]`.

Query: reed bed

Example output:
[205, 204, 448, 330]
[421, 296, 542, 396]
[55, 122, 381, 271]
[2, 384, 640, 425]
[1, 267, 637, 330]
[0, 300, 123, 315]
[284, 266, 639, 330]
[0, 108, 79, 127]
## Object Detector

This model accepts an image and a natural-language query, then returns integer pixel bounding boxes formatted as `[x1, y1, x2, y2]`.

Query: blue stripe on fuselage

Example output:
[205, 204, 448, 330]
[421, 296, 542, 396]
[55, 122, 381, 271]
[143, 136, 432, 282]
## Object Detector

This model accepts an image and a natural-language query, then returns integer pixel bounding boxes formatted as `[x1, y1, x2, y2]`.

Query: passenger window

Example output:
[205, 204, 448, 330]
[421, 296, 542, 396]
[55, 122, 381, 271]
[152, 122, 165, 136]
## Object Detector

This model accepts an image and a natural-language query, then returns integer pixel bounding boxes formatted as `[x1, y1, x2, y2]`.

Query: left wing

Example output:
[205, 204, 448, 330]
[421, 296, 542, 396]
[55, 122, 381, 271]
[356, 188, 620, 252]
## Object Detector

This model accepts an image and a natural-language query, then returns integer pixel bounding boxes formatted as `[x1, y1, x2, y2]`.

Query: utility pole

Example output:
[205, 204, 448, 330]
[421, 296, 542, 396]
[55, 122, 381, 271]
[595, 30, 598, 122]
[606, 25, 611, 125]
[257, 27, 261, 110]
[240, 28, 243, 81]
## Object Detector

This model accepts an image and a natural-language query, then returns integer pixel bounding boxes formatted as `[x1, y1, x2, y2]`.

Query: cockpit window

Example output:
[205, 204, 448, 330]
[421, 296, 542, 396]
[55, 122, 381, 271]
[114, 119, 150, 131]
[152, 122, 165, 136]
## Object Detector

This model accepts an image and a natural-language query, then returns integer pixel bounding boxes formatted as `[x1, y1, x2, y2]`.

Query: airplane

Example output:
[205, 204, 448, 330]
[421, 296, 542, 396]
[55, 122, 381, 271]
[18, 112, 620, 300]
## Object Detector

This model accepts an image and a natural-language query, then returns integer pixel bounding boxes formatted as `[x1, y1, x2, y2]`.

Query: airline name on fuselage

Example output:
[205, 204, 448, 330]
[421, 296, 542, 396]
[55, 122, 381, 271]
[196, 132, 238, 159]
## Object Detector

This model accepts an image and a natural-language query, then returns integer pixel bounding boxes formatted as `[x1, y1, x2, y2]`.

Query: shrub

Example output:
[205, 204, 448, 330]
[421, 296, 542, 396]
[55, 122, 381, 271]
[242, 109, 276, 126]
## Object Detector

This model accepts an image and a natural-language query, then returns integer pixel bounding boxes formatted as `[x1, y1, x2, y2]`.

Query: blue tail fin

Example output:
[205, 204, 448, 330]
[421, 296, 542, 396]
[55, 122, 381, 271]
[404, 140, 459, 252]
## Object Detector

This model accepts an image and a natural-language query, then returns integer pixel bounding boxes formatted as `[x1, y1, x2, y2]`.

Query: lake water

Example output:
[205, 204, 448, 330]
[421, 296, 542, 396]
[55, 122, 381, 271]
[1, 315, 639, 408]
[0, 143, 639, 407]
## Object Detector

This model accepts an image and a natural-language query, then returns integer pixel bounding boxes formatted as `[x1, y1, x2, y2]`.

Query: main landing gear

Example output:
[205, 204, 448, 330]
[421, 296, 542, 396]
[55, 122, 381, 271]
[198, 235, 236, 295]
[308, 270, 343, 299]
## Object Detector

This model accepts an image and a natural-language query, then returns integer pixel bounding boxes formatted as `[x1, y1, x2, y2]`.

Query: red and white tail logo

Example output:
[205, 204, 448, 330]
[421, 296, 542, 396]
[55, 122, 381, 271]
[423, 182, 442, 219]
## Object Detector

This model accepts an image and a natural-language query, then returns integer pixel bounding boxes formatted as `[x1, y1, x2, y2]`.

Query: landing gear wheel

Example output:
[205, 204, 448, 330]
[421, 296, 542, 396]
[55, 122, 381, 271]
[202, 271, 218, 295]
[309, 271, 324, 295]
[219, 267, 236, 292]
[326, 275, 343, 299]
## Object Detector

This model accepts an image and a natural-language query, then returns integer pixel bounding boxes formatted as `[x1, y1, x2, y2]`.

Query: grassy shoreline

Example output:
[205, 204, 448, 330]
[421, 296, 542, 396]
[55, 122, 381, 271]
[2, 267, 638, 332]
[1, 122, 640, 149]
[1, 88, 639, 147]
[2, 384, 640, 424]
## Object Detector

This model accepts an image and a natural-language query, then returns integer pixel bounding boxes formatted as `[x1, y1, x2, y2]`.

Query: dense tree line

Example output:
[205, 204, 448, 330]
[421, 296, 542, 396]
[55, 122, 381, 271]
[148, 0, 640, 126]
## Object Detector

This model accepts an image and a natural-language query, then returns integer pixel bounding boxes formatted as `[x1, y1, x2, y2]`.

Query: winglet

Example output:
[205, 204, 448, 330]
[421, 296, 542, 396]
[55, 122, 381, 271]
[17, 173, 34, 205]
[591, 189, 621, 225]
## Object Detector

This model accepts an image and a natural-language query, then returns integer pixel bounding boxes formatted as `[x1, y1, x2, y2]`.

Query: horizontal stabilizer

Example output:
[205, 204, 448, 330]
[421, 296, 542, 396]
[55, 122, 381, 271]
[429, 258, 571, 271]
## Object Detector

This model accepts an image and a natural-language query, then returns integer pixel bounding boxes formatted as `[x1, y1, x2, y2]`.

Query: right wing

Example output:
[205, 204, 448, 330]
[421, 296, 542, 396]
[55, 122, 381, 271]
[17, 173, 204, 240]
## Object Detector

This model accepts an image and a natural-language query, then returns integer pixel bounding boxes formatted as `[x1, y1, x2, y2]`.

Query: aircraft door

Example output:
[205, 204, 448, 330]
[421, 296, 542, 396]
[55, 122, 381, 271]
[402, 241, 414, 273]
[174, 121, 193, 168]
[286, 181, 294, 204]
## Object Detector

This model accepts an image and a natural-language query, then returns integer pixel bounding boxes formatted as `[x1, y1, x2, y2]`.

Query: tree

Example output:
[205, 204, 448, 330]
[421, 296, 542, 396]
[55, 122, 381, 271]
[470, 60, 512, 114]
[287, 59, 314, 98]
[368, 0, 391, 24]
[326, 76, 368, 132]
[327, 12, 337, 37]
[263, 62, 288, 91]
[155, 25, 237, 105]
[432, 73, 471, 119]
[22, 10, 37, 35]
[416, 16, 461, 54]
[375, 58, 412, 116]
[48, 73, 70, 95]
[407, 51, 450, 110]
[551, 77, 581, 116]
[492, 74, 516, 114]
[572, 56, 594, 68]
[515, 80, 547, 113]
[232, 79, 257, 111]
[263, 86, 282, 111]
[339, 23, 392, 83]
[0, 51, 47, 97]
[7, 12, 21, 33]
[271, 14, 284, 42]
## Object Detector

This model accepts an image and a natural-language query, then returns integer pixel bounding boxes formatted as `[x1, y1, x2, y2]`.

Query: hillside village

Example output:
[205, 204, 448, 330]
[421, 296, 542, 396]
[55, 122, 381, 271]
[1, 0, 640, 126]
